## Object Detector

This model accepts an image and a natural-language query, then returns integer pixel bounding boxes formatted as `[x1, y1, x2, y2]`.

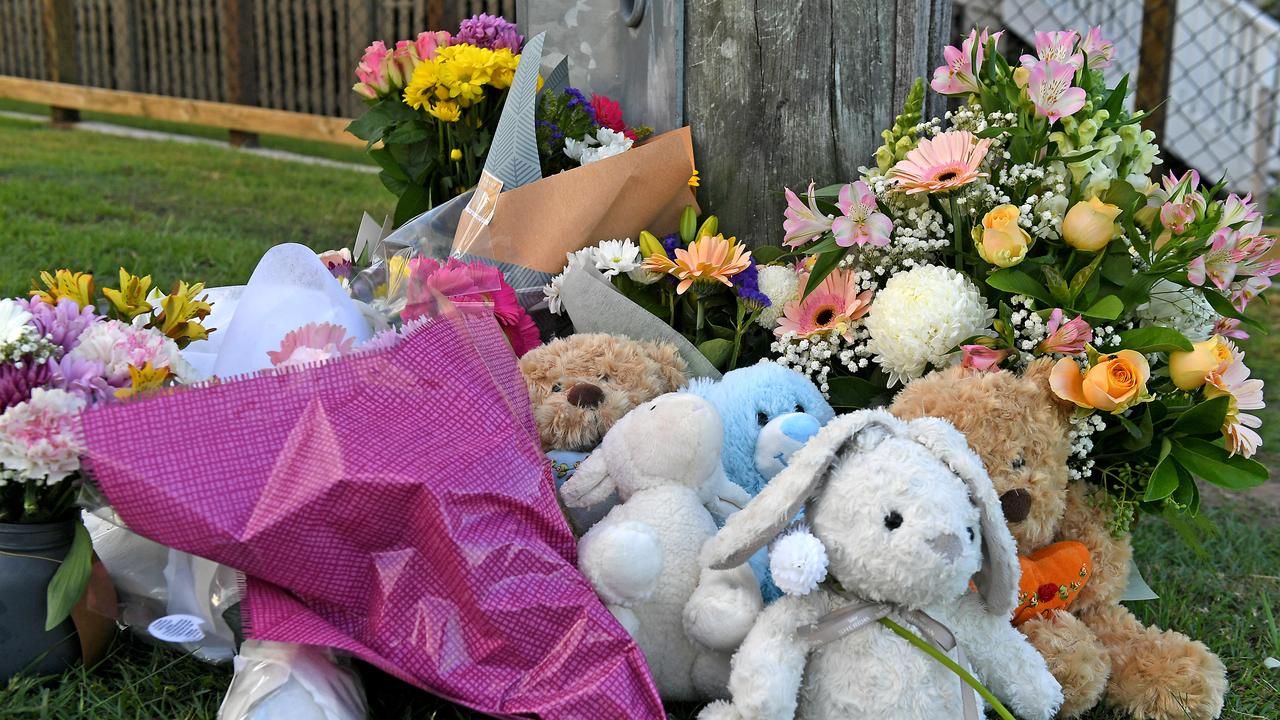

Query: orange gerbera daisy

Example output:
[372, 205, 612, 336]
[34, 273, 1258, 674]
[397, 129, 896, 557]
[775, 268, 874, 341]
[890, 130, 992, 194]
[643, 234, 752, 294]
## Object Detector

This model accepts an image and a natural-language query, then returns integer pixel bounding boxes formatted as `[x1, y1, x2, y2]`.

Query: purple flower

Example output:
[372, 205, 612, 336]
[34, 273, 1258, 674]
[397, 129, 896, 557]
[563, 88, 598, 124]
[49, 354, 110, 401]
[453, 13, 523, 52]
[20, 297, 97, 352]
[536, 119, 564, 141]
[733, 261, 771, 309]
[0, 359, 52, 411]
[661, 234, 682, 259]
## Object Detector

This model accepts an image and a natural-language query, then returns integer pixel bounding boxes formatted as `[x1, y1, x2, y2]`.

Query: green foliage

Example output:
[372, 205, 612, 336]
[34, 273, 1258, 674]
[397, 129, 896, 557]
[46, 521, 92, 630]
[874, 78, 925, 173]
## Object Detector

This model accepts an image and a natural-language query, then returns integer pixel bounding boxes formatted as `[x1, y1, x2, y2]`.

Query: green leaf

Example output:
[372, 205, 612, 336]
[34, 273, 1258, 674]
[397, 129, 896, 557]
[698, 338, 734, 369]
[1102, 74, 1129, 117]
[1069, 252, 1106, 303]
[1170, 396, 1231, 437]
[1170, 438, 1269, 490]
[826, 376, 887, 409]
[1042, 266, 1071, 306]
[801, 235, 842, 255]
[1202, 289, 1266, 332]
[368, 147, 410, 182]
[46, 522, 92, 631]
[1101, 252, 1133, 286]
[1043, 148, 1105, 164]
[1170, 462, 1198, 512]
[750, 246, 787, 265]
[1080, 295, 1123, 320]
[1114, 326, 1193, 353]
[392, 184, 431, 226]
[385, 121, 433, 144]
[986, 269, 1053, 305]
[803, 247, 850, 297]
[1143, 457, 1180, 501]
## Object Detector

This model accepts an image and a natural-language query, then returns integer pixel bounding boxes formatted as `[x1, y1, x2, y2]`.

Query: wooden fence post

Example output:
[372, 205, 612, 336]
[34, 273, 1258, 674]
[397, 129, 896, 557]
[41, 0, 80, 125]
[223, 0, 261, 147]
[1135, 0, 1176, 151]
[684, 0, 953, 248]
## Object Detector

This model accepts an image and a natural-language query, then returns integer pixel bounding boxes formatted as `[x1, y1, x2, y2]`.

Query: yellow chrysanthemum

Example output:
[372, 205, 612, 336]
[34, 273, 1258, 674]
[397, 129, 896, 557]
[427, 101, 462, 123]
[102, 268, 154, 321]
[31, 269, 94, 308]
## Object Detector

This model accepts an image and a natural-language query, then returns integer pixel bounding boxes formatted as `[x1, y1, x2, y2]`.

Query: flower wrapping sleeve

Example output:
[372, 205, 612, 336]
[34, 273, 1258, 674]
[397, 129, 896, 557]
[78, 313, 663, 719]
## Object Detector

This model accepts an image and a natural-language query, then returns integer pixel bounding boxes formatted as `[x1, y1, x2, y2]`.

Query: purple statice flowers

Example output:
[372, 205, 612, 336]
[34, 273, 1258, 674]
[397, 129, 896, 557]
[733, 261, 771, 309]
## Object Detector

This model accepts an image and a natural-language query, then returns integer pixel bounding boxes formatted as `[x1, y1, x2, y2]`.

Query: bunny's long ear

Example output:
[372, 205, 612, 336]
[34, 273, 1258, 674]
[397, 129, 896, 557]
[703, 409, 901, 570]
[907, 417, 1020, 617]
[560, 451, 615, 508]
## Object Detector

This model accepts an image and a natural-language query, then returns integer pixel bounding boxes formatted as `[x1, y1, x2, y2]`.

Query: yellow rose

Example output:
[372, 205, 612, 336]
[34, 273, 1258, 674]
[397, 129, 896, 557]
[974, 204, 1033, 267]
[1013, 66, 1031, 88]
[1169, 336, 1232, 390]
[1062, 196, 1122, 252]
[1050, 349, 1151, 413]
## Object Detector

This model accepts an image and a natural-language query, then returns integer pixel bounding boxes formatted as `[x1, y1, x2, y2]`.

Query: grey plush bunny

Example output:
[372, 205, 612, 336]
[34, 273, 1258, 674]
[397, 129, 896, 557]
[697, 409, 1063, 720]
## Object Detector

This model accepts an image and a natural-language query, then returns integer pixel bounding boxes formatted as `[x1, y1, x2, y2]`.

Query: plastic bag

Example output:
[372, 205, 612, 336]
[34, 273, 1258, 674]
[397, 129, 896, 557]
[218, 640, 367, 720]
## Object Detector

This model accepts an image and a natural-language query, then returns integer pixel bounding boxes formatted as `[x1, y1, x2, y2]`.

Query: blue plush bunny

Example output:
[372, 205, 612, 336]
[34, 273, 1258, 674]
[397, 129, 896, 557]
[686, 361, 834, 601]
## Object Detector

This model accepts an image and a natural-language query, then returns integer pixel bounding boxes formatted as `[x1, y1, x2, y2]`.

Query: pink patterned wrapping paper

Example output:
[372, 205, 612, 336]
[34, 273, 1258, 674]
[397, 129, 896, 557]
[79, 314, 663, 719]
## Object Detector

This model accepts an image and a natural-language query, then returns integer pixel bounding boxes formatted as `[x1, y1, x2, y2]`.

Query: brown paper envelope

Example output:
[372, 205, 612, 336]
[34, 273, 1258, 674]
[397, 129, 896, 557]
[455, 127, 698, 275]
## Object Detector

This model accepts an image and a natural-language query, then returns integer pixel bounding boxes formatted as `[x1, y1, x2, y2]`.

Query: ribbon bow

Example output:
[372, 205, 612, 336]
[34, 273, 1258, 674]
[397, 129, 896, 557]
[798, 599, 980, 720]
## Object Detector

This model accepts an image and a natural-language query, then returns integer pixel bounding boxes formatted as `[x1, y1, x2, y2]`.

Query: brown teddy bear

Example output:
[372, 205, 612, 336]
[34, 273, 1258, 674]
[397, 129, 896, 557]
[892, 361, 1227, 719]
[519, 333, 688, 452]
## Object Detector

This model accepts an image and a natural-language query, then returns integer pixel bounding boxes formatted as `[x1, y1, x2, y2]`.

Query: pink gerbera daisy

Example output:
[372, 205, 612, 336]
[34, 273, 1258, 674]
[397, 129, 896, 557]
[1203, 341, 1265, 457]
[268, 322, 355, 367]
[889, 131, 992, 195]
[774, 268, 874, 341]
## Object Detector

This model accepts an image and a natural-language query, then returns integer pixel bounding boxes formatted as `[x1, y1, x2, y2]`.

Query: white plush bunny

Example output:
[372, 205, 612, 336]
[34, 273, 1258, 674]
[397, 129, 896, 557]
[561, 393, 764, 701]
[697, 410, 1063, 720]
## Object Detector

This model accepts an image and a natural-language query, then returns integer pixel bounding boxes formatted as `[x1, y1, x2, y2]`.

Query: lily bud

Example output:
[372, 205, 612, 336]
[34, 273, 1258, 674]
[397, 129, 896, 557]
[679, 206, 697, 244]
[697, 215, 719, 240]
[638, 230, 665, 259]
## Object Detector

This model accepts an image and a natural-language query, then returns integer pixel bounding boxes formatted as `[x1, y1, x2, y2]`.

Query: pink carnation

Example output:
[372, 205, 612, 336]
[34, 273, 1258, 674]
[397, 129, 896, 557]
[590, 94, 636, 140]
[403, 258, 541, 357]
[0, 387, 85, 484]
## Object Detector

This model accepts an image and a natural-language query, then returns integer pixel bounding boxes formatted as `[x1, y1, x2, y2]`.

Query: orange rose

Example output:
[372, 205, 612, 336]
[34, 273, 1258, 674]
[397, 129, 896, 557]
[1050, 349, 1151, 413]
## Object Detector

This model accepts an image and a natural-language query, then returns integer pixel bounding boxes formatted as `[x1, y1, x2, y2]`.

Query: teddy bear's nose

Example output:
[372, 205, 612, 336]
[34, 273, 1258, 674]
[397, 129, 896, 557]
[567, 382, 605, 408]
[1000, 488, 1033, 523]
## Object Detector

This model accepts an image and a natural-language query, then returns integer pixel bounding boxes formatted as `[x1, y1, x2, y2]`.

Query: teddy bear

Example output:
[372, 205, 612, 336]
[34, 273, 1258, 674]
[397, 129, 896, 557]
[891, 361, 1227, 720]
[519, 333, 688, 531]
[561, 392, 763, 701]
[698, 410, 1063, 720]
[686, 361, 834, 601]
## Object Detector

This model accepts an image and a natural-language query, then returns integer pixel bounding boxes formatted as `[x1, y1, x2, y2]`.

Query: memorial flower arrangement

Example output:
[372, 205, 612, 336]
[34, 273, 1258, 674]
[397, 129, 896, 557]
[347, 14, 646, 224]
[0, 268, 210, 628]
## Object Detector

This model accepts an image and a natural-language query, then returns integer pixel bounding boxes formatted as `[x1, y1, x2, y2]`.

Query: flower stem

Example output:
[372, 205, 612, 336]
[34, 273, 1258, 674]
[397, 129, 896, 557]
[729, 302, 746, 369]
[949, 194, 966, 277]
[878, 617, 1015, 720]
[695, 296, 706, 345]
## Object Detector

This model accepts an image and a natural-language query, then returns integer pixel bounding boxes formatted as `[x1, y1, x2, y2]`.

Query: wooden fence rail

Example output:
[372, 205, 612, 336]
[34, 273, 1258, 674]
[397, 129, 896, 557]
[0, 0, 515, 144]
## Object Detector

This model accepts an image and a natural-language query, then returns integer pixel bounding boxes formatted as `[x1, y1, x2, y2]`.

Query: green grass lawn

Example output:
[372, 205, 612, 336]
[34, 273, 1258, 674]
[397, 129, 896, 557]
[0, 116, 1277, 719]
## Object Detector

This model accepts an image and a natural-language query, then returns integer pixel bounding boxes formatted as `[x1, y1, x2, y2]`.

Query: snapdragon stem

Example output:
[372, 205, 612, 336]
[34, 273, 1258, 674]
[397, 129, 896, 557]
[878, 617, 1015, 720]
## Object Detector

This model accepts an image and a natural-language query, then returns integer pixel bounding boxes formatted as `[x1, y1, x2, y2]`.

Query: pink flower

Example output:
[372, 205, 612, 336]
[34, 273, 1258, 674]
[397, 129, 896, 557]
[931, 28, 1002, 95]
[0, 387, 85, 484]
[1203, 341, 1265, 457]
[391, 41, 419, 81]
[1212, 317, 1249, 340]
[268, 322, 356, 367]
[890, 131, 992, 194]
[960, 345, 1008, 372]
[403, 258, 540, 357]
[775, 268, 873, 342]
[1230, 276, 1271, 312]
[318, 249, 353, 279]
[1161, 198, 1200, 235]
[782, 182, 834, 248]
[1027, 60, 1086, 123]
[1019, 31, 1082, 70]
[1036, 309, 1092, 354]
[1218, 193, 1263, 235]
[415, 30, 452, 62]
[353, 41, 397, 98]
[1185, 228, 1278, 291]
[591, 94, 637, 140]
[1080, 27, 1115, 69]
[832, 181, 893, 248]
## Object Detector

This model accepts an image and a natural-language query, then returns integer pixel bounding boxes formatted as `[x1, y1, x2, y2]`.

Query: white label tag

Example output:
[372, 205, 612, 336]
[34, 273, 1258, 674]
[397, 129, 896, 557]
[148, 614, 206, 643]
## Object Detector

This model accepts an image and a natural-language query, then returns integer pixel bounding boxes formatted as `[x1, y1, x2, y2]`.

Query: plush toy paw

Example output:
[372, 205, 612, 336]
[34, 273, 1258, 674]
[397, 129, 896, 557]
[1019, 610, 1110, 718]
[577, 520, 663, 607]
[696, 700, 744, 720]
[683, 569, 763, 651]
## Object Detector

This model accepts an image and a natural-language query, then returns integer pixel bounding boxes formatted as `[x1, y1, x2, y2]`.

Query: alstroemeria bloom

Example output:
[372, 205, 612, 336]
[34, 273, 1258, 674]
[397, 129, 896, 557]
[960, 344, 1008, 372]
[1019, 30, 1082, 70]
[1231, 275, 1272, 312]
[1027, 60, 1086, 123]
[782, 182, 834, 248]
[1160, 198, 1200, 235]
[1218, 193, 1263, 234]
[1037, 309, 1092, 354]
[1080, 27, 1115, 69]
[832, 181, 892, 247]
[1148, 169, 1201, 210]
[1213, 317, 1249, 340]
[1188, 228, 1244, 290]
[1203, 340, 1265, 457]
[931, 28, 1001, 95]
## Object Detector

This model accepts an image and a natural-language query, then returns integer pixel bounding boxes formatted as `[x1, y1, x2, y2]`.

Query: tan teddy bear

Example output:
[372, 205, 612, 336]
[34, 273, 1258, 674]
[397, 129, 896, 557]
[519, 333, 687, 452]
[892, 361, 1227, 719]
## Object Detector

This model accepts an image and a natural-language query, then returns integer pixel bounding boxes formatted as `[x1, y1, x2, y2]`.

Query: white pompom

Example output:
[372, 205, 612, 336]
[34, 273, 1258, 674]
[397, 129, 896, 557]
[769, 526, 828, 596]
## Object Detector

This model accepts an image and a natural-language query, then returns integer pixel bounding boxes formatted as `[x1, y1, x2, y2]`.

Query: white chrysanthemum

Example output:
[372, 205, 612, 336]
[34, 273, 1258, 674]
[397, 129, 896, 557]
[864, 265, 995, 386]
[68, 320, 194, 386]
[756, 265, 800, 329]
[0, 388, 85, 485]
[1135, 279, 1216, 342]
[0, 299, 33, 346]
[564, 128, 633, 165]
[594, 238, 640, 278]
[770, 526, 828, 596]
[543, 273, 565, 315]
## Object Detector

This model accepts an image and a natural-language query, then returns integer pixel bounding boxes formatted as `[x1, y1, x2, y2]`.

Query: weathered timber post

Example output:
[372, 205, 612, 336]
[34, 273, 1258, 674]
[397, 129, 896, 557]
[41, 0, 80, 125]
[223, 0, 261, 147]
[685, 0, 952, 247]
[1134, 0, 1175, 153]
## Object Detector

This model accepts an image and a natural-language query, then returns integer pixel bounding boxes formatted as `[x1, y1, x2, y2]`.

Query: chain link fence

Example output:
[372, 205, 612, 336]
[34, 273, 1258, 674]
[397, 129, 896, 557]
[956, 0, 1280, 215]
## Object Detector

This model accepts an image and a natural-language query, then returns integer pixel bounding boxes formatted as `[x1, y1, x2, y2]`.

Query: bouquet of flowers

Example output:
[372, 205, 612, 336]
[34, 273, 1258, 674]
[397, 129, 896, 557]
[0, 268, 210, 627]
[347, 14, 648, 225]
[560, 26, 1272, 527]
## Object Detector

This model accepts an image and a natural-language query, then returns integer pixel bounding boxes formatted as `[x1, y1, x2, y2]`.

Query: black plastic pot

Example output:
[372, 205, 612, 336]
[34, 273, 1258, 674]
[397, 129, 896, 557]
[0, 520, 80, 681]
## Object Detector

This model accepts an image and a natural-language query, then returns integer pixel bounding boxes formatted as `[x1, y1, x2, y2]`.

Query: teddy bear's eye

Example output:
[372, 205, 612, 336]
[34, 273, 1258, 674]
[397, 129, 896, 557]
[884, 511, 904, 531]
[756, 411, 769, 426]
[551, 383, 562, 393]
[1011, 454, 1026, 470]
[794, 404, 804, 413]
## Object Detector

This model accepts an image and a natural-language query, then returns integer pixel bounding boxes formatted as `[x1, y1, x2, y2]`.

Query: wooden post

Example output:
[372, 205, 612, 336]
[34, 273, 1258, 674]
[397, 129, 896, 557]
[1135, 0, 1176, 149]
[684, 0, 953, 248]
[223, 0, 261, 147]
[42, 0, 81, 125]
